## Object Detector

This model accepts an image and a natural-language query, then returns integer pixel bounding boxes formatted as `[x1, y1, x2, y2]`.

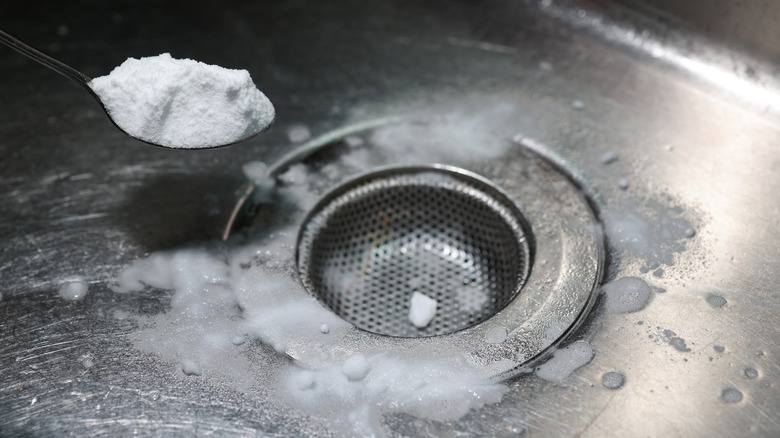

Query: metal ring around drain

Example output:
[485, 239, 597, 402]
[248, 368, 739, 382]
[228, 119, 603, 379]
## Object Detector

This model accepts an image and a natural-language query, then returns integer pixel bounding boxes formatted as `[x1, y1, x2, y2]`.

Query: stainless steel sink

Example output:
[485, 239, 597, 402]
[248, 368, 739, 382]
[1, 0, 778, 436]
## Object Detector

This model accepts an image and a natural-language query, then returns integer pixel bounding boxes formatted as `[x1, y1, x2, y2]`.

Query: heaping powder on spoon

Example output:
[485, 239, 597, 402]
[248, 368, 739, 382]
[89, 53, 275, 149]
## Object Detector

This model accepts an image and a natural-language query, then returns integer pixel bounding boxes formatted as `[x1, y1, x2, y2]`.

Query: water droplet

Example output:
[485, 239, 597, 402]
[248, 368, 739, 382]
[80, 355, 94, 369]
[602, 371, 625, 389]
[510, 423, 527, 436]
[669, 337, 690, 352]
[714, 345, 725, 353]
[598, 150, 619, 165]
[744, 368, 758, 379]
[486, 326, 508, 344]
[706, 294, 727, 308]
[722, 388, 743, 403]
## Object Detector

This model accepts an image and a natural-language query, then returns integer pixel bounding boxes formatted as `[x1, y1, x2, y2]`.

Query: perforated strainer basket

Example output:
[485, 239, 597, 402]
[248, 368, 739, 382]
[296, 165, 533, 337]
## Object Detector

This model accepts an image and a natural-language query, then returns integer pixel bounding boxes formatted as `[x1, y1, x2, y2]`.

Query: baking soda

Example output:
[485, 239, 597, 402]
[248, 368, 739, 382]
[90, 53, 274, 148]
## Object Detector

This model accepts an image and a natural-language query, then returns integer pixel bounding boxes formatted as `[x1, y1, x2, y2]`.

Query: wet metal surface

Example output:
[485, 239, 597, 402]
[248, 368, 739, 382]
[1, 0, 779, 436]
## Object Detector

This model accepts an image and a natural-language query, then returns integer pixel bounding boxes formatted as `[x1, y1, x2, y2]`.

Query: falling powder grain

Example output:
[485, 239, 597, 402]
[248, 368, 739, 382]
[287, 124, 312, 143]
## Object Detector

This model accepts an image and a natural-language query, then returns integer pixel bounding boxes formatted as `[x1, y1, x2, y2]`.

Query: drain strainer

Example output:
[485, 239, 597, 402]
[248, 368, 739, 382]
[230, 120, 603, 378]
[296, 166, 532, 337]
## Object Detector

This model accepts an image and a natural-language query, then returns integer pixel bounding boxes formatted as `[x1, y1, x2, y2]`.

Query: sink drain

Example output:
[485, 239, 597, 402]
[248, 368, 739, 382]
[229, 119, 603, 378]
[296, 166, 532, 337]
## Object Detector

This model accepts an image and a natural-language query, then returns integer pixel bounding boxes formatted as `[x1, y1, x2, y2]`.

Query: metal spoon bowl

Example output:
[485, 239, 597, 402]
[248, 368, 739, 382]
[0, 29, 274, 149]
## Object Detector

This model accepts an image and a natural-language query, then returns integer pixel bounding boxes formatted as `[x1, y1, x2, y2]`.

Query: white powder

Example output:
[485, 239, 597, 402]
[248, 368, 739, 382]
[90, 53, 275, 149]
[58, 279, 89, 301]
[287, 124, 312, 143]
[408, 292, 437, 328]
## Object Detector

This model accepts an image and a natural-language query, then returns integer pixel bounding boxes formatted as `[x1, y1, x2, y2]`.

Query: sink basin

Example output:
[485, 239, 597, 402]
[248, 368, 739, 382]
[1, 0, 778, 436]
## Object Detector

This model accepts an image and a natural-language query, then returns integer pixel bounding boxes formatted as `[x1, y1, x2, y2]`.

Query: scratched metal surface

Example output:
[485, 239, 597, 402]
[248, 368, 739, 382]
[1, 0, 779, 436]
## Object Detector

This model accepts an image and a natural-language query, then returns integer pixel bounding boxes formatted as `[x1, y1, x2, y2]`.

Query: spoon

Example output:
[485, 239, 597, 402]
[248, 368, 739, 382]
[0, 29, 274, 149]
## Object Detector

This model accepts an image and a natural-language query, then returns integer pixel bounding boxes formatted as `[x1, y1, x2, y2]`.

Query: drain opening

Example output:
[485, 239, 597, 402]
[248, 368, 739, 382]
[296, 166, 533, 337]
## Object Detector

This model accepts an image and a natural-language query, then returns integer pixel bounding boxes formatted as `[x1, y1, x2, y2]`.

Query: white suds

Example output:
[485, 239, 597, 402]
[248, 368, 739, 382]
[113, 244, 506, 436]
[535, 341, 594, 383]
[58, 279, 89, 301]
[600, 277, 651, 313]
[602, 199, 693, 269]
[181, 359, 202, 376]
[90, 53, 274, 148]
[283, 353, 506, 435]
[341, 354, 372, 381]
[409, 292, 437, 328]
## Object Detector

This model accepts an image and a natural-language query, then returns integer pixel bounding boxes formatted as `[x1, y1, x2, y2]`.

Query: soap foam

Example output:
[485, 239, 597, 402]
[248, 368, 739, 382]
[602, 198, 693, 269]
[113, 222, 505, 436]
[535, 341, 594, 384]
[600, 277, 651, 313]
[90, 53, 274, 148]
